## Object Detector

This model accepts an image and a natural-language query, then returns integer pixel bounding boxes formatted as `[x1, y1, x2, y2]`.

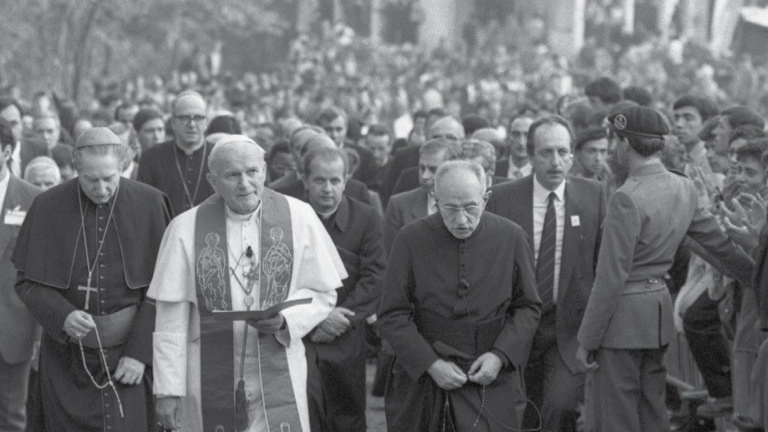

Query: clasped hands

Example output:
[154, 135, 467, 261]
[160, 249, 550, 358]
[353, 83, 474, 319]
[311, 307, 355, 343]
[427, 352, 502, 390]
[62, 310, 145, 385]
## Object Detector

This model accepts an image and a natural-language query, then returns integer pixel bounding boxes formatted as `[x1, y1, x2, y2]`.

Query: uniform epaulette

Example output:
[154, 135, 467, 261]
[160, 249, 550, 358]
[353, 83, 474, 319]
[668, 169, 687, 178]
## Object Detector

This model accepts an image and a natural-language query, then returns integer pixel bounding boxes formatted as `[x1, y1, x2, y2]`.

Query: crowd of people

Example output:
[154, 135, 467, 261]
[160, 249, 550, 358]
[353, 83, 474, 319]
[3, 22, 768, 432]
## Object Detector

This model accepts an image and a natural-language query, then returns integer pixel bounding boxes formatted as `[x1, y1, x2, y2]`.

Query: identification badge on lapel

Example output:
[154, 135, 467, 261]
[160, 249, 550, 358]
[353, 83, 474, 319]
[570, 215, 581, 227]
[4, 206, 26, 226]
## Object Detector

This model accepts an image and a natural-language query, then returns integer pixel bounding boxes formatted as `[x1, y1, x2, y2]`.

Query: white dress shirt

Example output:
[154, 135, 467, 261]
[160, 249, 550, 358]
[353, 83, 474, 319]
[507, 160, 532, 180]
[10, 141, 21, 178]
[427, 192, 438, 215]
[532, 176, 565, 302]
[0, 169, 10, 212]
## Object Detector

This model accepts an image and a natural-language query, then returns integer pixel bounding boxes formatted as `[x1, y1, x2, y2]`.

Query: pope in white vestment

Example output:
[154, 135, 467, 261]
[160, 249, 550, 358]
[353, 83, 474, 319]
[149, 135, 346, 432]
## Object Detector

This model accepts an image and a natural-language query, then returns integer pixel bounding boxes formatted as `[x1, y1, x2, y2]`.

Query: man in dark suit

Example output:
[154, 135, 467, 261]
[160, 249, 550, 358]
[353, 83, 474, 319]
[486, 115, 606, 431]
[302, 147, 386, 432]
[271, 132, 375, 207]
[496, 116, 534, 180]
[383, 138, 462, 254]
[0, 98, 47, 178]
[381, 116, 465, 206]
[0, 118, 41, 431]
[316, 107, 377, 187]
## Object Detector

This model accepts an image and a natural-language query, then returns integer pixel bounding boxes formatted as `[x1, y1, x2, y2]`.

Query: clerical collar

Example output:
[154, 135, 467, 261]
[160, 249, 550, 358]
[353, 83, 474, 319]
[78, 180, 119, 207]
[316, 209, 336, 220]
[314, 196, 349, 232]
[225, 201, 261, 222]
[175, 141, 205, 156]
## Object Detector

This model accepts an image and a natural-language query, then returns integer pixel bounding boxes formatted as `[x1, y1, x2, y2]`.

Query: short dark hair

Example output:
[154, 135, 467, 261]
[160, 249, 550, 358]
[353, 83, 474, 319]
[366, 124, 391, 140]
[698, 116, 720, 142]
[113, 102, 138, 121]
[0, 118, 14, 150]
[736, 140, 768, 163]
[722, 106, 765, 130]
[622, 86, 652, 107]
[205, 115, 241, 136]
[316, 106, 346, 126]
[585, 77, 622, 105]
[132, 108, 164, 132]
[413, 110, 428, 122]
[266, 140, 291, 162]
[526, 115, 576, 156]
[0, 97, 23, 117]
[461, 114, 491, 136]
[672, 95, 718, 121]
[575, 126, 607, 151]
[729, 124, 765, 145]
[50, 144, 74, 169]
[303, 146, 349, 177]
[615, 132, 665, 157]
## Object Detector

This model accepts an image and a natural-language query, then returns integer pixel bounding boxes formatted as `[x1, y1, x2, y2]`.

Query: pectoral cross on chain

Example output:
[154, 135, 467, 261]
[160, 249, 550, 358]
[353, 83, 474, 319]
[78, 285, 97, 311]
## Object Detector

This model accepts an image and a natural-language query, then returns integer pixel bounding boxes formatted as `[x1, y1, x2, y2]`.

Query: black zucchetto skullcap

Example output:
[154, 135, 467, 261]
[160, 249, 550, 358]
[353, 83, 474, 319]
[607, 106, 670, 139]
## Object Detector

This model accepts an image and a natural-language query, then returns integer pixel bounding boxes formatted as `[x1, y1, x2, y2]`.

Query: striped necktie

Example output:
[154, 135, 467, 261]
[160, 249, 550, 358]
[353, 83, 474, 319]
[537, 192, 557, 309]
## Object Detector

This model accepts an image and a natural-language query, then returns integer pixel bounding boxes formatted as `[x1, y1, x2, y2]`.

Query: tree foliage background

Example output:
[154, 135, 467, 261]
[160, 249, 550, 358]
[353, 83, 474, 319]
[0, 0, 293, 104]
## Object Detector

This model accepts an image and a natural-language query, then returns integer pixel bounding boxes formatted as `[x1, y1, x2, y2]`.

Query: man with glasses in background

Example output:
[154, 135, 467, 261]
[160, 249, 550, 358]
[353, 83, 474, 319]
[138, 90, 215, 216]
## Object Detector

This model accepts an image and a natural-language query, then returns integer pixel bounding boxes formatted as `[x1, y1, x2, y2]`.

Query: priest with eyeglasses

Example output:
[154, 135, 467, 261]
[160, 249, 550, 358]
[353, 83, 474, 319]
[377, 160, 541, 432]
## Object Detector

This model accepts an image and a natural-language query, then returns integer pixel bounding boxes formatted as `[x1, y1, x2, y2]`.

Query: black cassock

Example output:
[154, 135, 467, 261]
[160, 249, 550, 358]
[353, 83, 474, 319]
[378, 212, 542, 432]
[12, 178, 171, 432]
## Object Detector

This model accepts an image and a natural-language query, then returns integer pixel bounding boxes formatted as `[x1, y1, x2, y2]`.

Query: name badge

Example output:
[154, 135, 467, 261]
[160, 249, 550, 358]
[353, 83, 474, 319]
[570, 215, 581, 227]
[4, 206, 26, 226]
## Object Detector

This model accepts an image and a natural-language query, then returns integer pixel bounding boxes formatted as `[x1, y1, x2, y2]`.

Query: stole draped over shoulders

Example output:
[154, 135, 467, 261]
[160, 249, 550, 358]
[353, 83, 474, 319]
[149, 190, 346, 432]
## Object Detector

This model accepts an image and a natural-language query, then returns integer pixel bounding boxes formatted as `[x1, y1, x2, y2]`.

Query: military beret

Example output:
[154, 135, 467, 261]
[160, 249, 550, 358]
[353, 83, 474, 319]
[74, 127, 122, 148]
[132, 108, 164, 132]
[607, 106, 670, 139]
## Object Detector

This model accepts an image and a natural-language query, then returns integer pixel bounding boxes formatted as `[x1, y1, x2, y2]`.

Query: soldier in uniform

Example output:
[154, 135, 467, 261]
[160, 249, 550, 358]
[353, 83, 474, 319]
[576, 106, 755, 432]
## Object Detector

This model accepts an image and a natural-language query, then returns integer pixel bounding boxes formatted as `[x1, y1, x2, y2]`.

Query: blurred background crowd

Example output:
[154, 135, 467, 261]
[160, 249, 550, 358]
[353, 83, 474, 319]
[5, 1, 768, 431]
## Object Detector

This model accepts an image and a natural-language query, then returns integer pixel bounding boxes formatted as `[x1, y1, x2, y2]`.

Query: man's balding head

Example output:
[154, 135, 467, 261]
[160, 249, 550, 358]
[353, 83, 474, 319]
[172, 91, 208, 150]
[428, 117, 465, 141]
[434, 160, 488, 240]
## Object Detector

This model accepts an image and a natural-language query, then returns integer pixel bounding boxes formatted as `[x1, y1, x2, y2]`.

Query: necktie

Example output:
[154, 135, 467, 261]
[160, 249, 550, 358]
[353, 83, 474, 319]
[537, 192, 557, 309]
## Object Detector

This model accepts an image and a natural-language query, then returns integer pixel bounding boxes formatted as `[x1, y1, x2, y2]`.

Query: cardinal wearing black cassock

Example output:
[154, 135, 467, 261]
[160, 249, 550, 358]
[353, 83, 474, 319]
[12, 176, 171, 432]
[378, 211, 541, 432]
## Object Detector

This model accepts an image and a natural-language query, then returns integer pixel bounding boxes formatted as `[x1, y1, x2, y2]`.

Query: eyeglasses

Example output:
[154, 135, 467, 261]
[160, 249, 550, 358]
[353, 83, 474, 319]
[174, 114, 206, 125]
[439, 204, 483, 219]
